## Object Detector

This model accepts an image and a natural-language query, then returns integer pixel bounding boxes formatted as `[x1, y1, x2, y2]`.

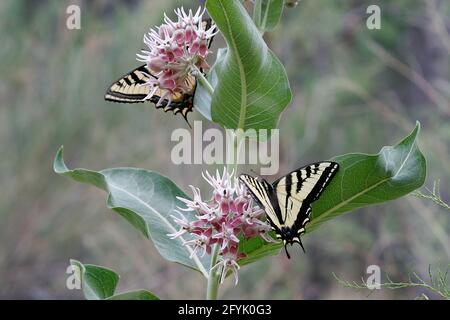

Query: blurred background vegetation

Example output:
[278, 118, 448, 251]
[0, 0, 449, 299]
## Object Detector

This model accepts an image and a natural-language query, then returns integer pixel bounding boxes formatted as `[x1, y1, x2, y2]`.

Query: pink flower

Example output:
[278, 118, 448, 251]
[167, 210, 205, 239]
[202, 169, 235, 197]
[243, 221, 276, 243]
[202, 169, 235, 214]
[137, 6, 217, 105]
[176, 186, 206, 211]
[185, 229, 216, 258]
[218, 246, 246, 285]
[196, 205, 224, 224]
[240, 199, 264, 224]
[213, 222, 240, 250]
[168, 167, 273, 286]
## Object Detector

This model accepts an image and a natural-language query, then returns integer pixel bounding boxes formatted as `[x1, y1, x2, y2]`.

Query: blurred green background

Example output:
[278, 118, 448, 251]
[0, 0, 449, 299]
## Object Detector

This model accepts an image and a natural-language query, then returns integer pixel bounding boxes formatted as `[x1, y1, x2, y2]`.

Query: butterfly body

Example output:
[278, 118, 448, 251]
[239, 161, 339, 259]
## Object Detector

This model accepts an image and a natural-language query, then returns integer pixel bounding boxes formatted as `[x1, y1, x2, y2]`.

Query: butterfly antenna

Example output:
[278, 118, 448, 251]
[284, 244, 291, 259]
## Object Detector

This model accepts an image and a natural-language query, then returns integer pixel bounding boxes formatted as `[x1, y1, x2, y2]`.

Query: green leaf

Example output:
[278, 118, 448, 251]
[106, 290, 160, 300]
[239, 122, 426, 256]
[55, 147, 209, 277]
[254, 0, 284, 32]
[70, 259, 119, 300]
[238, 232, 281, 266]
[70, 260, 160, 300]
[309, 121, 426, 231]
[206, 0, 292, 131]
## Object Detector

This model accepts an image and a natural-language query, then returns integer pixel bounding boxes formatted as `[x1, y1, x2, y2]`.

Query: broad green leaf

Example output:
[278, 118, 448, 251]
[239, 122, 426, 255]
[70, 260, 160, 300]
[254, 0, 284, 32]
[106, 290, 160, 300]
[70, 259, 119, 300]
[309, 121, 426, 231]
[55, 147, 209, 277]
[206, 0, 292, 131]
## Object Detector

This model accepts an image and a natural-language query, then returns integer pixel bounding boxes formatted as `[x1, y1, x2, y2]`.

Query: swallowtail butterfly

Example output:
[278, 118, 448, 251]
[104, 19, 215, 125]
[239, 161, 339, 258]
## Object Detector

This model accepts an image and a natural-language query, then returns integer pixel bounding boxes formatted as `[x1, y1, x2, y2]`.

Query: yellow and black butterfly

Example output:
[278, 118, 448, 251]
[105, 66, 197, 122]
[104, 19, 215, 124]
[239, 162, 339, 259]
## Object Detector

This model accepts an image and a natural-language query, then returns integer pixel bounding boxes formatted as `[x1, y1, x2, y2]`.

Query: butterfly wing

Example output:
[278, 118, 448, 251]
[104, 65, 196, 120]
[239, 174, 283, 232]
[272, 162, 339, 235]
[105, 64, 151, 103]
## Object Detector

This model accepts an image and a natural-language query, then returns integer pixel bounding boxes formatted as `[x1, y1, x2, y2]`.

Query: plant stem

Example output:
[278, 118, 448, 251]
[192, 65, 214, 96]
[206, 244, 220, 300]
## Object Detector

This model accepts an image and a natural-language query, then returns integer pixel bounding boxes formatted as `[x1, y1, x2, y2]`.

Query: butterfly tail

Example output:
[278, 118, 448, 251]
[182, 113, 192, 129]
[296, 238, 306, 253]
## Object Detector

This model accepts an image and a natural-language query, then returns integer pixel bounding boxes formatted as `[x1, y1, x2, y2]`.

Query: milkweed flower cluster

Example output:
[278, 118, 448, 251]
[137, 7, 217, 105]
[168, 168, 275, 285]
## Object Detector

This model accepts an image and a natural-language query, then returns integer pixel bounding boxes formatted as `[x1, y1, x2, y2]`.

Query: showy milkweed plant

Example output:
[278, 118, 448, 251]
[55, 0, 426, 300]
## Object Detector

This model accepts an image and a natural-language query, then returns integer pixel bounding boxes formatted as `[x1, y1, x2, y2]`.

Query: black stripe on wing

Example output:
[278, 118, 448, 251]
[293, 162, 339, 230]
[239, 175, 283, 233]
[105, 65, 151, 102]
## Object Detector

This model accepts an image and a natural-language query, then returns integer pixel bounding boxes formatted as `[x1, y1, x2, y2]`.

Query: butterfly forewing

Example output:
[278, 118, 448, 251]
[273, 162, 339, 230]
